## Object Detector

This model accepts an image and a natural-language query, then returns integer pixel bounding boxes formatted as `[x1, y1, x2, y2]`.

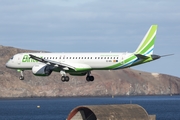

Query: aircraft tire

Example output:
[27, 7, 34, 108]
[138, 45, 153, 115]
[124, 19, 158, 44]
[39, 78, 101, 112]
[61, 76, 66, 82]
[86, 76, 94, 82]
[65, 76, 69, 82]
[86, 76, 90, 81]
[90, 76, 94, 81]
[19, 76, 24, 80]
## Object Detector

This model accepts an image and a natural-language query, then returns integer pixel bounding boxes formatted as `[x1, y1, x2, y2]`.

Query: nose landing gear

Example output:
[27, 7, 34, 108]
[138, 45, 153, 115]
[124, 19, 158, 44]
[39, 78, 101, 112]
[18, 70, 24, 80]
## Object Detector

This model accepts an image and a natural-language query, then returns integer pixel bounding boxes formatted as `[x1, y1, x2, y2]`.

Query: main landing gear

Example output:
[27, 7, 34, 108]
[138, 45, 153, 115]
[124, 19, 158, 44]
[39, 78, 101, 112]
[60, 70, 69, 82]
[60, 71, 94, 82]
[61, 76, 70, 82]
[86, 72, 94, 82]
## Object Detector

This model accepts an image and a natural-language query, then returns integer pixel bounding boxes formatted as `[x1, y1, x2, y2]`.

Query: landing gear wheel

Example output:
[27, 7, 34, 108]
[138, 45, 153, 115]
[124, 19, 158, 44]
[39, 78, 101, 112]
[86, 76, 89, 81]
[86, 76, 94, 82]
[61, 76, 66, 82]
[18, 70, 24, 80]
[65, 76, 70, 82]
[90, 76, 94, 81]
[61, 76, 70, 82]
[19, 76, 24, 80]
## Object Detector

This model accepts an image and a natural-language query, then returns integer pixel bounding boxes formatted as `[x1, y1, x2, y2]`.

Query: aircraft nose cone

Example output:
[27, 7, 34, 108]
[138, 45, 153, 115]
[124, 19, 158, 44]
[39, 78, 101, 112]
[6, 61, 11, 68]
[6, 62, 9, 68]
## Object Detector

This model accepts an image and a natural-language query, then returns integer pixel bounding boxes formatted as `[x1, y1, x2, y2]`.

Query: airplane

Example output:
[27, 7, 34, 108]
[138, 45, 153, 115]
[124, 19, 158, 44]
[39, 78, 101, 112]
[6, 25, 171, 82]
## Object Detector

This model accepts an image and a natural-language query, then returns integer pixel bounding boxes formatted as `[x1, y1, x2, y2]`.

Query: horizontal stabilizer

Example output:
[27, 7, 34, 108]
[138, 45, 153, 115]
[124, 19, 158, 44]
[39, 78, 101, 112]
[135, 54, 149, 59]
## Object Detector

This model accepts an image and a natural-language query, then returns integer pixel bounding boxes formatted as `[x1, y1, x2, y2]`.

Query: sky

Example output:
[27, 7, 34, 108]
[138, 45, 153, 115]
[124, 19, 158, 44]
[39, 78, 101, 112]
[0, 0, 180, 77]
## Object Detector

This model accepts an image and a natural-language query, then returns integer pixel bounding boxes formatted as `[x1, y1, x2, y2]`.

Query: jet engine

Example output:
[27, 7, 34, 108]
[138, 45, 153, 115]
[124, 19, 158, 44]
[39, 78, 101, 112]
[32, 64, 52, 76]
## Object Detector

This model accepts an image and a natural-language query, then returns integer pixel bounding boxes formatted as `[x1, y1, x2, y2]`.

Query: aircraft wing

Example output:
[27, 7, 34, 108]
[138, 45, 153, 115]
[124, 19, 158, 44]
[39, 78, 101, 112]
[29, 54, 76, 71]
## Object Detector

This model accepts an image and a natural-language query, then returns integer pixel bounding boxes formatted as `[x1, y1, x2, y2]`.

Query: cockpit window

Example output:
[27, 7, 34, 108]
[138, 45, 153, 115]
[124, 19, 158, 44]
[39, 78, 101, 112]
[10, 56, 14, 60]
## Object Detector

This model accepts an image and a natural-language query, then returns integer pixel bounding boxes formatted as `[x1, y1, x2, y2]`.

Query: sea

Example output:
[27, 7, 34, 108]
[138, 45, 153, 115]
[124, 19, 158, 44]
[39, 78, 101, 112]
[0, 95, 180, 120]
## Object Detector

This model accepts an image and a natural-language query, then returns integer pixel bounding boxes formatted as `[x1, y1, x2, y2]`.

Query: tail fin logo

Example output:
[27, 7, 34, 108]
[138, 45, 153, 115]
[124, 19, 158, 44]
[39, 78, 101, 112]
[135, 25, 158, 55]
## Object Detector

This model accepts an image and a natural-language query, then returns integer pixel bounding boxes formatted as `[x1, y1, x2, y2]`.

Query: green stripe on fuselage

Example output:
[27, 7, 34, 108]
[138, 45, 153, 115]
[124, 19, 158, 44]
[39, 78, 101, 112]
[104, 54, 136, 69]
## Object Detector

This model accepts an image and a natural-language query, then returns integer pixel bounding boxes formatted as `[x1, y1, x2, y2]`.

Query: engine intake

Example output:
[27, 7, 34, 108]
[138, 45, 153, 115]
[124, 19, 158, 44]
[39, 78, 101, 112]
[32, 64, 52, 76]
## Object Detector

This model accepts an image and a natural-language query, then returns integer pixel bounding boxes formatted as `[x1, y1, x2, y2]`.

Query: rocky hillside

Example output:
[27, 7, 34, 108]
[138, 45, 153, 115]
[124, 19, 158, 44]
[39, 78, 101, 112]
[0, 45, 180, 98]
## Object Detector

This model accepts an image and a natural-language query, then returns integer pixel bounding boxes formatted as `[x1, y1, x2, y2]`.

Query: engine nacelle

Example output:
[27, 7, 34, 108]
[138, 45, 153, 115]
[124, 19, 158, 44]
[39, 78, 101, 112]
[32, 64, 52, 76]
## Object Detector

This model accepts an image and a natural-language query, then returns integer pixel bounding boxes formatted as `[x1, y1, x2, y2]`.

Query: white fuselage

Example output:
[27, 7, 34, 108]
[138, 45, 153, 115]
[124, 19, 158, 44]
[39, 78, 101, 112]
[6, 52, 133, 70]
[5, 25, 160, 81]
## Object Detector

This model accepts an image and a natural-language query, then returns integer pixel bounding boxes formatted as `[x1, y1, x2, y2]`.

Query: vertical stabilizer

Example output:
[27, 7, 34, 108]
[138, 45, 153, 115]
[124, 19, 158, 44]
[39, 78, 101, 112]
[135, 25, 158, 55]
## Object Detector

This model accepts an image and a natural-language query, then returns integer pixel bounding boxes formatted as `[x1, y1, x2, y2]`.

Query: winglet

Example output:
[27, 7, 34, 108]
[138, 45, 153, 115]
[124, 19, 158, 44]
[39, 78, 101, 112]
[135, 25, 158, 55]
